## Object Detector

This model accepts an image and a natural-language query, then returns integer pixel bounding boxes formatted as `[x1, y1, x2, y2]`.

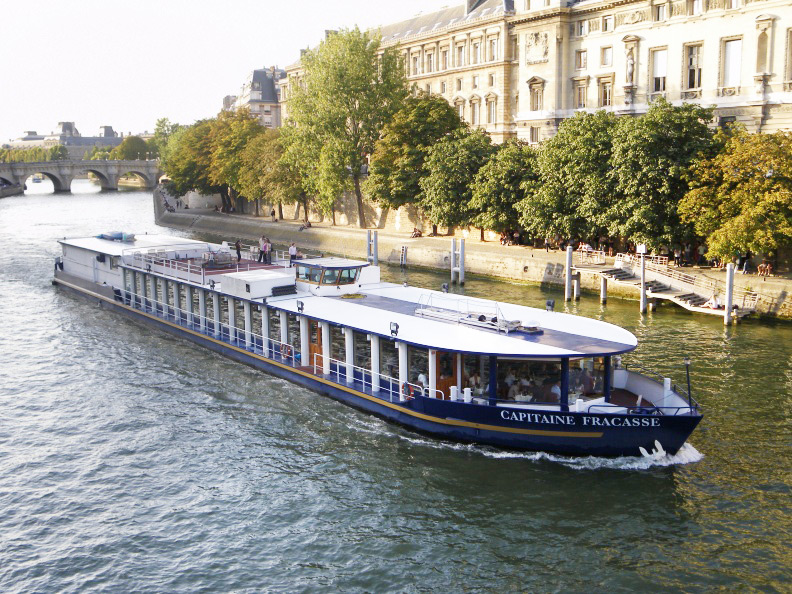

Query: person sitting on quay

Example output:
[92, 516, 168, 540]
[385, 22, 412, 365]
[298, 220, 312, 232]
[704, 294, 722, 309]
[410, 227, 422, 238]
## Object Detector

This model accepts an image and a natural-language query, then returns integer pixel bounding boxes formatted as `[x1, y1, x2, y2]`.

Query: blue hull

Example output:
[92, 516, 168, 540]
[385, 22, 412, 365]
[54, 277, 702, 457]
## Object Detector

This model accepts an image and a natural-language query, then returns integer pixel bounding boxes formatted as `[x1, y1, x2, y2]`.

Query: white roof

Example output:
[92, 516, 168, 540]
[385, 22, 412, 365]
[59, 234, 208, 257]
[222, 269, 295, 283]
[269, 283, 637, 358]
[297, 257, 369, 269]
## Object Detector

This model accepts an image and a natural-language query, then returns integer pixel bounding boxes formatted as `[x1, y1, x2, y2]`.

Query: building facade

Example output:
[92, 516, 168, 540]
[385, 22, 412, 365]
[225, 67, 286, 128]
[281, 0, 792, 141]
[4, 122, 123, 158]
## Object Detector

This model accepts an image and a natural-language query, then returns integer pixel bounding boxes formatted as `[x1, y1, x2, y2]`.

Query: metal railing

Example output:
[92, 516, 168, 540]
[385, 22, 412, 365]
[415, 293, 520, 333]
[576, 248, 606, 265]
[311, 353, 418, 403]
[615, 253, 669, 266]
[118, 287, 302, 367]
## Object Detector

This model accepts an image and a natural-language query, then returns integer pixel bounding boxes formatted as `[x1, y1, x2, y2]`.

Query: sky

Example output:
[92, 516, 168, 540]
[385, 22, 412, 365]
[0, 0, 457, 143]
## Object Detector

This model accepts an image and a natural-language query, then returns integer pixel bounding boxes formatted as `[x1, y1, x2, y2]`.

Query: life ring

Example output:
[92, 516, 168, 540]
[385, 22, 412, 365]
[281, 344, 292, 359]
[402, 382, 415, 400]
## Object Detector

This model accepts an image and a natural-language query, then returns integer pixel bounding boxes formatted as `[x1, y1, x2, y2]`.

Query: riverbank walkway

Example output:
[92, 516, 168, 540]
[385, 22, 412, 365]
[155, 198, 792, 320]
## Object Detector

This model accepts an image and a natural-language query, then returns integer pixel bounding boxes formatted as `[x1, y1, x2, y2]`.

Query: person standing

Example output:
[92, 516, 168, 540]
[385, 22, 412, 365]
[288, 242, 297, 266]
[235, 239, 242, 262]
[257, 235, 266, 263]
[266, 238, 272, 264]
[270, 207, 276, 222]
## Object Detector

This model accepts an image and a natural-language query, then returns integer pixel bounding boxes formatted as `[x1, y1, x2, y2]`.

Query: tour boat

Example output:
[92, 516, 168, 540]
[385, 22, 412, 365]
[53, 233, 703, 457]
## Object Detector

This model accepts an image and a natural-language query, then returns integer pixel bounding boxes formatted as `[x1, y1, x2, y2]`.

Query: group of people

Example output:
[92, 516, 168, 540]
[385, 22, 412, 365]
[257, 236, 273, 264]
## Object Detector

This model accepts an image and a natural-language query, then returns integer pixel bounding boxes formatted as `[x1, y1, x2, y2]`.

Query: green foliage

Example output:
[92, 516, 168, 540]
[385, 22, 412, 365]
[48, 145, 69, 160]
[284, 27, 408, 225]
[109, 135, 149, 160]
[238, 128, 305, 208]
[419, 128, 495, 229]
[0, 146, 56, 162]
[208, 108, 264, 199]
[149, 118, 182, 158]
[680, 128, 792, 258]
[609, 98, 715, 248]
[471, 140, 538, 233]
[518, 111, 618, 241]
[365, 92, 463, 209]
[161, 120, 219, 197]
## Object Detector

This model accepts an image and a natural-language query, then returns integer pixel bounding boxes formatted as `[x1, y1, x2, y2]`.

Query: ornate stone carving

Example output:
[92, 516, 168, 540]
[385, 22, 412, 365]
[623, 84, 636, 105]
[682, 89, 702, 99]
[671, 1, 686, 17]
[525, 32, 549, 65]
[625, 47, 635, 84]
[588, 19, 600, 33]
[718, 86, 740, 96]
[622, 10, 647, 25]
[754, 74, 769, 96]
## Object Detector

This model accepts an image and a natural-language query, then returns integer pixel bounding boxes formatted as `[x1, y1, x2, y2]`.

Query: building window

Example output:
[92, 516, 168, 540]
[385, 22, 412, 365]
[601, 46, 613, 67]
[654, 4, 666, 21]
[441, 50, 449, 70]
[530, 86, 543, 110]
[511, 36, 519, 61]
[426, 84, 431, 93]
[457, 103, 465, 119]
[441, 81, 447, 94]
[726, 0, 739, 8]
[412, 55, 420, 75]
[575, 50, 588, 69]
[688, 0, 702, 15]
[456, 78, 463, 91]
[427, 53, 435, 73]
[576, 21, 588, 37]
[457, 45, 465, 66]
[471, 102, 480, 125]
[525, 0, 531, 8]
[472, 75, 479, 89]
[489, 38, 498, 61]
[651, 48, 668, 92]
[529, 126, 540, 144]
[722, 38, 742, 88]
[489, 73, 495, 86]
[472, 42, 481, 64]
[599, 80, 613, 106]
[685, 44, 702, 89]
[719, 115, 737, 128]
[487, 100, 497, 123]
[575, 80, 587, 108]
[602, 16, 614, 32]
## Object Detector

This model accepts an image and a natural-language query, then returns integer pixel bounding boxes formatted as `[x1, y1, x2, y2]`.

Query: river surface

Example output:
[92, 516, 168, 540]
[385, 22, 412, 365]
[0, 180, 790, 592]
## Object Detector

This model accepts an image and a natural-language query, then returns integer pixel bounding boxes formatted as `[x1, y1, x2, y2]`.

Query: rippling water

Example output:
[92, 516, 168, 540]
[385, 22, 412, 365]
[0, 180, 789, 592]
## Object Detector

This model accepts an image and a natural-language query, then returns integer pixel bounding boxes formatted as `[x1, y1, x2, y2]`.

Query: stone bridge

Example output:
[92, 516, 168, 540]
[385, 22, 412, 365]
[0, 160, 162, 192]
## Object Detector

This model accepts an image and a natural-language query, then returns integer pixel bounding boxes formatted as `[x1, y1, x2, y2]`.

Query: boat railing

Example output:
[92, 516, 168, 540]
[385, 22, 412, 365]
[118, 286, 303, 368]
[311, 353, 422, 403]
[620, 363, 699, 411]
[587, 404, 696, 416]
[415, 293, 518, 333]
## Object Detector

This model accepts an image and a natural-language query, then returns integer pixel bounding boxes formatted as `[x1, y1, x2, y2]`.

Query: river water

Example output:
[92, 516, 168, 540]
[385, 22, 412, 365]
[0, 180, 789, 592]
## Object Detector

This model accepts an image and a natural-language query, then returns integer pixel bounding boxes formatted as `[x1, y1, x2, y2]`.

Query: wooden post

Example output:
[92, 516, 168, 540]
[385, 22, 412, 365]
[600, 275, 607, 304]
[640, 255, 647, 314]
[724, 263, 735, 325]
[565, 246, 573, 301]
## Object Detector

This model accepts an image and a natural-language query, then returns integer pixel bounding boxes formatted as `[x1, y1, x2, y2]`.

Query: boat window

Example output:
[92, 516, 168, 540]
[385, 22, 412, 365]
[321, 268, 340, 285]
[296, 266, 311, 281]
[308, 267, 322, 283]
[496, 359, 564, 404]
[338, 267, 360, 285]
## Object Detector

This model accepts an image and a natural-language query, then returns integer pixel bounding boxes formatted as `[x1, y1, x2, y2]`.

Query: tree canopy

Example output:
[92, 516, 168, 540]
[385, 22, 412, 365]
[471, 139, 538, 234]
[283, 27, 407, 226]
[161, 120, 220, 197]
[680, 128, 792, 259]
[419, 128, 495, 230]
[208, 108, 265, 207]
[239, 128, 307, 213]
[109, 135, 149, 160]
[365, 92, 463, 209]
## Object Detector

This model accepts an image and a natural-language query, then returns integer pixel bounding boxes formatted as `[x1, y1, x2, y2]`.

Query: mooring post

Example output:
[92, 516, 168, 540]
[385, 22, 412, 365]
[600, 275, 608, 304]
[573, 272, 581, 301]
[724, 263, 735, 326]
[640, 254, 647, 313]
[373, 231, 379, 266]
[451, 238, 457, 283]
[459, 239, 465, 285]
[564, 246, 573, 301]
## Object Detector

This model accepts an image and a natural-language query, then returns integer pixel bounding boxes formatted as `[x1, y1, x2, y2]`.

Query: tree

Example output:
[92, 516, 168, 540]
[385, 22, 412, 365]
[365, 92, 463, 209]
[609, 98, 715, 248]
[680, 128, 792, 259]
[161, 120, 220, 198]
[518, 111, 618, 242]
[208, 108, 264, 211]
[239, 128, 306, 217]
[470, 140, 538, 238]
[419, 128, 495, 233]
[110, 135, 149, 160]
[149, 118, 182, 158]
[48, 145, 69, 161]
[284, 27, 408, 227]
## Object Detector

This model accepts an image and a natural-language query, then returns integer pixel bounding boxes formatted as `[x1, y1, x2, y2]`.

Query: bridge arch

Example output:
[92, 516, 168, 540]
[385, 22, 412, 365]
[74, 167, 114, 191]
[23, 171, 71, 192]
[117, 168, 157, 190]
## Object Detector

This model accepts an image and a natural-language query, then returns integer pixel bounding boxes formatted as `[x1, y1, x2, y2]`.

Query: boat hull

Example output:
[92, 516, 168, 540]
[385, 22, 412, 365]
[53, 275, 702, 457]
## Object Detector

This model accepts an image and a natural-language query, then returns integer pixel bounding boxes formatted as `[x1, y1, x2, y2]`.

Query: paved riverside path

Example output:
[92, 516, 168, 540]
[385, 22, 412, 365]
[155, 199, 792, 319]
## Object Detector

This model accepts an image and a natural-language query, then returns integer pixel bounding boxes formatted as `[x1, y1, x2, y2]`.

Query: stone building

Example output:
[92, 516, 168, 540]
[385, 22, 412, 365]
[280, 0, 792, 141]
[225, 67, 286, 128]
[4, 122, 123, 159]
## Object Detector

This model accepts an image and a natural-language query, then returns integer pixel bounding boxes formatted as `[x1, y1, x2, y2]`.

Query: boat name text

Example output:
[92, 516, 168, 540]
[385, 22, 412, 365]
[500, 410, 661, 427]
